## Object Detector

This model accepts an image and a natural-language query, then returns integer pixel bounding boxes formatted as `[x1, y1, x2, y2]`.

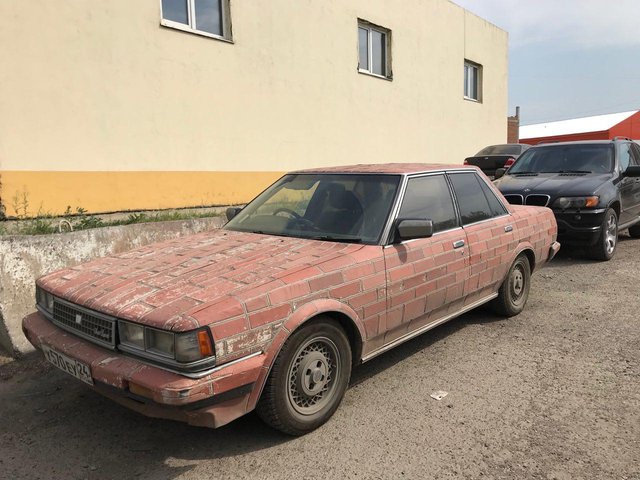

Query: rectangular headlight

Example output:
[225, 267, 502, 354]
[36, 286, 55, 313]
[117, 321, 215, 367]
[118, 321, 145, 350]
[146, 328, 175, 358]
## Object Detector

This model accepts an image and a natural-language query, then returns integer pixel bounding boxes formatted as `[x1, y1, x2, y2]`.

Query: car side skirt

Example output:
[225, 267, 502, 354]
[360, 292, 498, 362]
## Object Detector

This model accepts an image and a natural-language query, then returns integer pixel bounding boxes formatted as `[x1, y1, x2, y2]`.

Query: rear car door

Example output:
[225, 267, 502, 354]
[383, 173, 468, 344]
[447, 171, 515, 305]
[628, 143, 640, 218]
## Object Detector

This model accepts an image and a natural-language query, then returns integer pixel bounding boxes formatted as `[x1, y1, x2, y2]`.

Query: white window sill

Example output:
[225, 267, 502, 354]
[463, 96, 482, 103]
[160, 19, 233, 43]
[358, 69, 393, 81]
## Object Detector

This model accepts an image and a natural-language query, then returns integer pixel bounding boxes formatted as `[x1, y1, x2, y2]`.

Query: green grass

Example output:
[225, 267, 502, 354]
[0, 209, 223, 236]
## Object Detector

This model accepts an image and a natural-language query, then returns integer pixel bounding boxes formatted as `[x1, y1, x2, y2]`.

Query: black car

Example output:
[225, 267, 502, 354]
[464, 143, 530, 177]
[493, 138, 640, 260]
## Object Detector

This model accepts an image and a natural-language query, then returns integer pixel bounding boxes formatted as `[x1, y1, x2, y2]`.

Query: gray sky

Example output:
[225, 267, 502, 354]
[452, 0, 640, 125]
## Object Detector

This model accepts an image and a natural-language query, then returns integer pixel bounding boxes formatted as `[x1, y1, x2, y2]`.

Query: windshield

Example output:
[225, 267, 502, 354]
[224, 174, 401, 244]
[507, 144, 614, 174]
[476, 144, 523, 156]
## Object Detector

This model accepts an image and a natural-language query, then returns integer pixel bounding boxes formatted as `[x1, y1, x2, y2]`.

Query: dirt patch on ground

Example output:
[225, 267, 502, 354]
[1, 237, 638, 479]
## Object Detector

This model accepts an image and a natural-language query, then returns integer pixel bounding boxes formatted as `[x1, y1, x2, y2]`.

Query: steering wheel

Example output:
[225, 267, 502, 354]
[273, 208, 302, 219]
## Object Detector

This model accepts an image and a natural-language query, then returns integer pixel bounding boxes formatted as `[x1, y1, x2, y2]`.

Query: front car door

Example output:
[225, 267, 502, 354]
[617, 142, 638, 225]
[447, 171, 515, 305]
[383, 173, 469, 344]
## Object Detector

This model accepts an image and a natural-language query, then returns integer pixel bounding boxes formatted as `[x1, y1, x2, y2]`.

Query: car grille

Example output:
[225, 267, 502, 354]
[503, 194, 550, 207]
[504, 194, 523, 205]
[52, 300, 116, 348]
[525, 195, 551, 207]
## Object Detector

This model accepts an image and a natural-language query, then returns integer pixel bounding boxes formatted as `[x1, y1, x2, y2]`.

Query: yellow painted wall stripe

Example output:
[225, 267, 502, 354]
[1, 171, 284, 217]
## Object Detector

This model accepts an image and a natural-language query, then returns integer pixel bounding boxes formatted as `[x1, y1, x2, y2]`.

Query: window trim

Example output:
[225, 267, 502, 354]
[396, 173, 461, 235]
[463, 59, 482, 102]
[160, 0, 233, 42]
[357, 20, 392, 80]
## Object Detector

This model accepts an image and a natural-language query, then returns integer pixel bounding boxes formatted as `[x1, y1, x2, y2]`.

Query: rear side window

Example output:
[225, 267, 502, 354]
[398, 175, 458, 232]
[477, 178, 508, 217]
[448, 172, 504, 225]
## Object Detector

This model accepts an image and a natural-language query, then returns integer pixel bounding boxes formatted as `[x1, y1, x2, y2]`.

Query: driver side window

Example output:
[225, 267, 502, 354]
[618, 143, 632, 172]
[630, 143, 640, 166]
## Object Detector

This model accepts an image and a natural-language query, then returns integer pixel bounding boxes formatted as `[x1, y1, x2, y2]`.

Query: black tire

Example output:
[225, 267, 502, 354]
[491, 254, 531, 317]
[628, 222, 640, 238]
[588, 208, 618, 261]
[256, 318, 352, 436]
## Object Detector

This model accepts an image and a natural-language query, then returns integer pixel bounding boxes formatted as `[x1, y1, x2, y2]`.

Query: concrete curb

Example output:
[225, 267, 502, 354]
[0, 217, 224, 356]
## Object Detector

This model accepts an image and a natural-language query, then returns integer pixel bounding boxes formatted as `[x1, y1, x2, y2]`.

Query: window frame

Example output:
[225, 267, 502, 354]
[160, 0, 232, 42]
[357, 20, 392, 80]
[397, 174, 460, 235]
[463, 60, 482, 102]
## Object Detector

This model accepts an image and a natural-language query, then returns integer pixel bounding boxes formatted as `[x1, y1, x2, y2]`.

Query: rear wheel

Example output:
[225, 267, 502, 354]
[491, 254, 531, 317]
[628, 222, 640, 238]
[589, 208, 618, 261]
[256, 318, 352, 436]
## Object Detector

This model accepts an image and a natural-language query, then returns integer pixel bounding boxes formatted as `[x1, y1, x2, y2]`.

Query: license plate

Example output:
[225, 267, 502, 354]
[42, 345, 93, 385]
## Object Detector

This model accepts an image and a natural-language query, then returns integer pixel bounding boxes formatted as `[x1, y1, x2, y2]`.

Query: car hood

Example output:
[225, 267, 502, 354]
[494, 172, 613, 197]
[38, 229, 373, 332]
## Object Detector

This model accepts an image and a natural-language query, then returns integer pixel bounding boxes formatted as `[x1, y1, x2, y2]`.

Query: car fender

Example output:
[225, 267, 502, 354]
[505, 241, 537, 276]
[246, 298, 364, 412]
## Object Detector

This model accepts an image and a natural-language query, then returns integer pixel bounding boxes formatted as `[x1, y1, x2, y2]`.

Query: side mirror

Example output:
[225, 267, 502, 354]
[226, 207, 242, 221]
[395, 219, 434, 242]
[494, 168, 506, 179]
[623, 165, 640, 177]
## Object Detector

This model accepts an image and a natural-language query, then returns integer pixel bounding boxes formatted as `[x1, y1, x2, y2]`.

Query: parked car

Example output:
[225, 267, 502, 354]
[494, 138, 640, 260]
[22, 164, 559, 435]
[464, 143, 530, 177]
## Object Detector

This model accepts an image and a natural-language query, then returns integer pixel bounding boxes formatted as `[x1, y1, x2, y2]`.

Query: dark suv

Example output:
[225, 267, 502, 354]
[493, 138, 640, 260]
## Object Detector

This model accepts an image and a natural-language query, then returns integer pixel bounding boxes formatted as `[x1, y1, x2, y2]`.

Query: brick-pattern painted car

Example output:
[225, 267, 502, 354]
[22, 164, 559, 435]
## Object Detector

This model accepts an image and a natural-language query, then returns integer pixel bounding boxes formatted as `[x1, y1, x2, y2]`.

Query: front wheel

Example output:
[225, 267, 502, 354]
[589, 208, 618, 261]
[256, 318, 352, 436]
[491, 254, 531, 317]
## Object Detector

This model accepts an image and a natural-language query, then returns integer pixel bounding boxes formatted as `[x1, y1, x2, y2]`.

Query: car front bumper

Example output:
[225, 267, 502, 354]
[22, 311, 265, 428]
[553, 209, 606, 246]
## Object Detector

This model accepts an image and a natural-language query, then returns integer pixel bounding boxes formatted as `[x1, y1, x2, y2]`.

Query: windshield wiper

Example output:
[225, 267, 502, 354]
[310, 235, 363, 243]
[509, 171, 538, 175]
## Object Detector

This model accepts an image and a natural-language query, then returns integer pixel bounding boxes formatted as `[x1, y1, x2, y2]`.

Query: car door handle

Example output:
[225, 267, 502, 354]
[504, 225, 513, 232]
[453, 240, 465, 249]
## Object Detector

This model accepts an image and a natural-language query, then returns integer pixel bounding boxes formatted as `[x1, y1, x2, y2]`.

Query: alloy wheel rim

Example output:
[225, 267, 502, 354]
[287, 337, 340, 415]
[605, 213, 617, 255]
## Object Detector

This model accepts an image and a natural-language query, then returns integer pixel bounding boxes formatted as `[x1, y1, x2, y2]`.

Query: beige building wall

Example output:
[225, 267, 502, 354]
[0, 0, 508, 216]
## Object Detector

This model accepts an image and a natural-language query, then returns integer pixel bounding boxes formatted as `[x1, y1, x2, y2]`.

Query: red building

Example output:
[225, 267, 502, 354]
[520, 110, 640, 145]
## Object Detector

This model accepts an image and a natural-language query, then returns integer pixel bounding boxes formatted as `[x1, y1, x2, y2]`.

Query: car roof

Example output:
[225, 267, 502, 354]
[532, 140, 621, 147]
[292, 163, 478, 175]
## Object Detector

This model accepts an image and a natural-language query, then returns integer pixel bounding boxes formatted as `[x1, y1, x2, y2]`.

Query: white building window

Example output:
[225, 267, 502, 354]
[464, 60, 482, 101]
[161, 0, 231, 41]
[358, 21, 392, 79]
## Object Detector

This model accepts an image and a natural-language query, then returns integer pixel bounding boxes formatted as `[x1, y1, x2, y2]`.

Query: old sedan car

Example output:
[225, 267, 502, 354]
[22, 164, 559, 435]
